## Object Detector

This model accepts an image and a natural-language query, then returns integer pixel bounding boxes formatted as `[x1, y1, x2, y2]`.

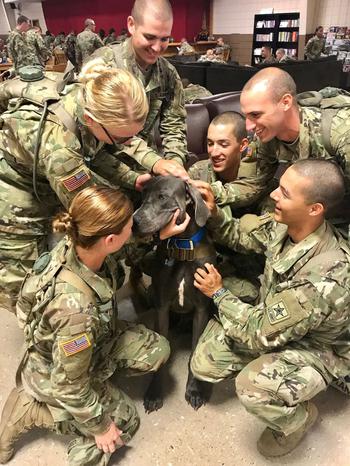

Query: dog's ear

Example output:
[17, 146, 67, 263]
[185, 182, 210, 227]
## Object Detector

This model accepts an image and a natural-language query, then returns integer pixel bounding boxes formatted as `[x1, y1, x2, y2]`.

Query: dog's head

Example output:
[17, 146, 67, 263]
[133, 175, 209, 236]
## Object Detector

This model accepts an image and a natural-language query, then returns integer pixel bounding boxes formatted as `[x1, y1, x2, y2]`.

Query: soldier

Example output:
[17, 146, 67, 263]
[104, 28, 117, 45]
[89, 0, 188, 174]
[76, 18, 103, 71]
[25, 26, 51, 69]
[189, 112, 262, 303]
[65, 30, 77, 67]
[261, 45, 276, 64]
[43, 30, 55, 50]
[276, 47, 294, 63]
[0, 185, 170, 465]
[0, 59, 184, 312]
[181, 78, 212, 103]
[7, 15, 30, 72]
[205, 67, 350, 219]
[52, 31, 66, 50]
[214, 37, 231, 61]
[305, 26, 327, 60]
[178, 37, 196, 56]
[189, 159, 350, 457]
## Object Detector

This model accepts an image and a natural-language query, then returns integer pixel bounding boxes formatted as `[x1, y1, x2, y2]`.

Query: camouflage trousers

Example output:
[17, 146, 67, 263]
[191, 319, 328, 435]
[26, 322, 170, 465]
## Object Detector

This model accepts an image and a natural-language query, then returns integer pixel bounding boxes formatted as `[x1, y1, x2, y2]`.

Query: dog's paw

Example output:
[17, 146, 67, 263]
[143, 395, 163, 414]
[185, 389, 206, 410]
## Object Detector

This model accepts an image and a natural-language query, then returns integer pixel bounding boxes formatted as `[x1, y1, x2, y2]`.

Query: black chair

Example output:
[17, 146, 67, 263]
[206, 93, 242, 120]
[193, 90, 240, 104]
[185, 103, 210, 167]
[206, 64, 257, 93]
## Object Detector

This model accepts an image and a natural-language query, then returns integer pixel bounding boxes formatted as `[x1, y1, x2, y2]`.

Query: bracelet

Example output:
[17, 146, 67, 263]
[211, 287, 227, 300]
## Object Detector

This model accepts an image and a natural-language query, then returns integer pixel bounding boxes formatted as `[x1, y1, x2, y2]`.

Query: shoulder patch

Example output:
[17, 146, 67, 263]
[60, 333, 91, 356]
[62, 167, 90, 192]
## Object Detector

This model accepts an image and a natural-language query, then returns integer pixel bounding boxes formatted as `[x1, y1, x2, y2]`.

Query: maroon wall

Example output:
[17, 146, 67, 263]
[43, 0, 210, 42]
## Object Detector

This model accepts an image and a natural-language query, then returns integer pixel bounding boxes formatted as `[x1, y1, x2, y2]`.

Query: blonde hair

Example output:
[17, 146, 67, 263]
[53, 186, 133, 248]
[79, 58, 148, 128]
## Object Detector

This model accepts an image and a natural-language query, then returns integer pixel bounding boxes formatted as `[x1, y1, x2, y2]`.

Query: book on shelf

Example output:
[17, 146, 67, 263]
[256, 33, 273, 42]
[279, 19, 299, 27]
[278, 31, 298, 42]
[256, 20, 275, 28]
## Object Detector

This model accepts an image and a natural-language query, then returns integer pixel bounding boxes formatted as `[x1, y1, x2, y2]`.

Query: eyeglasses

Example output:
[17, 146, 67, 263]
[101, 124, 133, 147]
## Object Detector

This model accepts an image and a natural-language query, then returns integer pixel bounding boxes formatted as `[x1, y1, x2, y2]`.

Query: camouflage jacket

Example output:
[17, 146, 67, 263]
[188, 154, 258, 208]
[209, 212, 350, 379]
[7, 29, 49, 72]
[103, 33, 117, 45]
[218, 105, 350, 207]
[178, 42, 195, 55]
[43, 34, 55, 50]
[76, 29, 103, 69]
[65, 33, 77, 60]
[26, 30, 51, 67]
[18, 239, 122, 435]
[0, 82, 140, 239]
[305, 36, 326, 60]
[90, 38, 188, 166]
[262, 56, 277, 64]
[183, 84, 212, 104]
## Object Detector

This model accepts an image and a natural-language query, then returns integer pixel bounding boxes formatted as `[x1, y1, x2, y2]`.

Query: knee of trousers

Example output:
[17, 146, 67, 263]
[190, 345, 224, 383]
[147, 335, 171, 373]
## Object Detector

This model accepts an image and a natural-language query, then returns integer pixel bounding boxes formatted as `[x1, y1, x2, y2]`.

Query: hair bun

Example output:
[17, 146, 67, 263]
[52, 211, 74, 234]
[79, 58, 112, 84]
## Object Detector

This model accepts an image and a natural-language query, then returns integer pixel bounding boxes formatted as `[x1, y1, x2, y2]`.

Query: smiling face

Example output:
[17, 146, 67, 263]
[240, 85, 292, 143]
[127, 11, 172, 69]
[207, 123, 246, 179]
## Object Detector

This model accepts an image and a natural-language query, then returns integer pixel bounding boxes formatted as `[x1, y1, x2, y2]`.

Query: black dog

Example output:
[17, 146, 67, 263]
[133, 175, 216, 412]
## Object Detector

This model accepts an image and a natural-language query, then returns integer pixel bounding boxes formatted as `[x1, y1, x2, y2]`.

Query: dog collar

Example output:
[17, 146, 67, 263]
[166, 227, 205, 250]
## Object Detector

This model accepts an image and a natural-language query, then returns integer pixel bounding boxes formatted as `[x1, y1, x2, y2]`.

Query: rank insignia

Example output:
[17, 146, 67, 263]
[60, 333, 91, 356]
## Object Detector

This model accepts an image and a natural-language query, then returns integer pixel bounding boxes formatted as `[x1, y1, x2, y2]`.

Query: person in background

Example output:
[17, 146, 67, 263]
[26, 25, 51, 69]
[104, 27, 117, 45]
[0, 185, 171, 465]
[196, 28, 209, 41]
[276, 47, 294, 63]
[214, 37, 231, 61]
[116, 28, 128, 42]
[43, 30, 55, 49]
[98, 28, 106, 42]
[53, 31, 66, 49]
[181, 78, 212, 103]
[261, 45, 276, 64]
[76, 18, 103, 71]
[178, 37, 196, 56]
[7, 15, 31, 72]
[305, 26, 327, 60]
[64, 30, 77, 67]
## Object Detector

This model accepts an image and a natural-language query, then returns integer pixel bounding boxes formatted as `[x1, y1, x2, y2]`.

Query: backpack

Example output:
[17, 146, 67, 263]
[297, 87, 350, 157]
[0, 63, 79, 201]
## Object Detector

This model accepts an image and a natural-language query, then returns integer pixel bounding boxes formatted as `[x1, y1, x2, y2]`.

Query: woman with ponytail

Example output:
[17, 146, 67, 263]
[0, 57, 185, 312]
[0, 185, 170, 465]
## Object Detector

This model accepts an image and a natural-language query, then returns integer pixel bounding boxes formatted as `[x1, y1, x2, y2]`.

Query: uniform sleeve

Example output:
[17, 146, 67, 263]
[158, 67, 188, 165]
[214, 265, 348, 351]
[48, 293, 112, 435]
[305, 37, 315, 59]
[330, 108, 350, 186]
[36, 34, 51, 63]
[212, 141, 278, 208]
[207, 207, 274, 254]
[117, 137, 162, 172]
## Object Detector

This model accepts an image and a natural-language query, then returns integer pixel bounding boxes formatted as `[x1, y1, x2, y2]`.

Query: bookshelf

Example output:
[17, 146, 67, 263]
[252, 12, 300, 65]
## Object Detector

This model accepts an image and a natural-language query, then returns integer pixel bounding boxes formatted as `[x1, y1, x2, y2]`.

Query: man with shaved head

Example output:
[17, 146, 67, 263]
[89, 0, 188, 180]
[202, 67, 350, 231]
[76, 18, 103, 71]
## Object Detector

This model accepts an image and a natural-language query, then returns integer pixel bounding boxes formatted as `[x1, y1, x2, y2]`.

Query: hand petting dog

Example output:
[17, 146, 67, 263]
[194, 262, 223, 297]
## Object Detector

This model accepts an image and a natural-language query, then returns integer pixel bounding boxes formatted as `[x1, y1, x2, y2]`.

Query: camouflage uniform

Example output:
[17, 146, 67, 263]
[25, 30, 51, 68]
[89, 38, 188, 167]
[53, 33, 65, 50]
[305, 36, 326, 60]
[191, 211, 350, 435]
[183, 83, 212, 104]
[7, 29, 49, 73]
[17, 238, 170, 465]
[262, 55, 277, 64]
[75, 28, 103, 71]
[214, 43, 231, 61]
[65, 32, 77, 67]
[216, 106, 350, 209]
[0, 80, 159, 310]
[189, 159, 263, 303]
[178, 41, 196, 56]
[43, 33, 55, 50]
[103, 32, 117, 45]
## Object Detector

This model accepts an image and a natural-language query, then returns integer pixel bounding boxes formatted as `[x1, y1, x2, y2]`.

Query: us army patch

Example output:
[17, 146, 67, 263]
[62, 168, 90, 192]
[60, 333, 91, 356]
[267, 300, 289, 325]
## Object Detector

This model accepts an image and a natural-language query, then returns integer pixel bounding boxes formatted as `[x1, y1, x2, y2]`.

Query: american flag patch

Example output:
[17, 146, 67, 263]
[60, 333, 91, 357]
[62, 168, 90, 192]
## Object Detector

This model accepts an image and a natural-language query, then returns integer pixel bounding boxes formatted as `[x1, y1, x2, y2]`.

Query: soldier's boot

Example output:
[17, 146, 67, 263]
[0, 387, 54, 464]
[257, 402, 318, 458]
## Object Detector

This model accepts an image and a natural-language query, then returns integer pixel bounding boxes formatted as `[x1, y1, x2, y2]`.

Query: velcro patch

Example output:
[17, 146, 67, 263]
[60, 333, 91, 356]
[267, 300, 289, 325]
[62, 168, 90, 192]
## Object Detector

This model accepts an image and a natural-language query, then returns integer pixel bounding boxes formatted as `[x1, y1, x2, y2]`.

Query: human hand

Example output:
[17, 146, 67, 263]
[94, 422, 124, 454]
[135, 173, 153, 192]
[152, 159, 189, 180]
[188, 180, 217, 216]
[159, 209, 191, 240]
[194, 262, 223, 297]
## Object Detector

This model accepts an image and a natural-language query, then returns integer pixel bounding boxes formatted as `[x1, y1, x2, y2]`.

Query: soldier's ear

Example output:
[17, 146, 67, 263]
[127, 16, 136, 35]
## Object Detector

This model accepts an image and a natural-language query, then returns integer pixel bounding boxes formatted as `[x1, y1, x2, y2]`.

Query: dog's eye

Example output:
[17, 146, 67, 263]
[158, 193, 167, 201]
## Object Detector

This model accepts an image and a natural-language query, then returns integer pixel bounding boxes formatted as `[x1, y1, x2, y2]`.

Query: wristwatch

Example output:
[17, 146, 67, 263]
[211, 287, 227, 300]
